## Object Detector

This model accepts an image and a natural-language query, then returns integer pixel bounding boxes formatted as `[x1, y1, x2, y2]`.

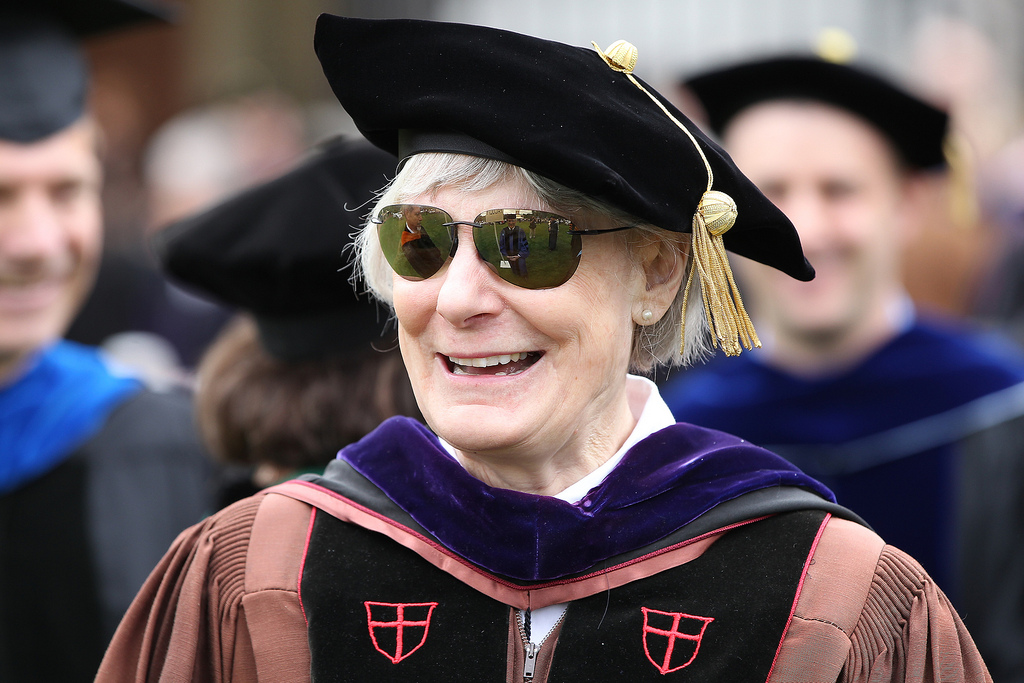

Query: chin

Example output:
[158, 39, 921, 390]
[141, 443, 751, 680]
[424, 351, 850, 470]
[775, 292, 856, 335]
[427, 403, 534, 455]
[0, 317, 65, 355]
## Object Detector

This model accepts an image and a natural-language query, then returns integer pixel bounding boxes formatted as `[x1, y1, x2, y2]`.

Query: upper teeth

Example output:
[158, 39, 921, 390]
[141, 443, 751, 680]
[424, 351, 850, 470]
[448, 352, 527, 368]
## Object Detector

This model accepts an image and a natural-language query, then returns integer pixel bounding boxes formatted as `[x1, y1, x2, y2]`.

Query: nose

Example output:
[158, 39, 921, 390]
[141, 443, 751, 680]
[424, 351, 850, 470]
[434, 224, 506, 326]
[0, 189, 67, 264]
[782, 189, 831, 254]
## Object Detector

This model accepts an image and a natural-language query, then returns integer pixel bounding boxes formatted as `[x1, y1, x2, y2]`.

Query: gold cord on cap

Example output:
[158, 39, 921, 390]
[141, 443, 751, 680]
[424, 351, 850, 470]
[593, 40, 760, 356]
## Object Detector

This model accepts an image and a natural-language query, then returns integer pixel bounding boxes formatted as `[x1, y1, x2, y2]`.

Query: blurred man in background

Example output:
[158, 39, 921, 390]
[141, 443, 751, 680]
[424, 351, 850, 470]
[0, 3, 216, 680]
[663, 55, 1024, 681]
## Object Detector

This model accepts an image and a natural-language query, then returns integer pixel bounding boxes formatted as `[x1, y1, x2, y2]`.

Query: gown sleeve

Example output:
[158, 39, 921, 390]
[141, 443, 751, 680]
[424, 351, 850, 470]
[840, 546, 992, 683]
[95, 495, 264, 682]
[771, 517, 992, 683]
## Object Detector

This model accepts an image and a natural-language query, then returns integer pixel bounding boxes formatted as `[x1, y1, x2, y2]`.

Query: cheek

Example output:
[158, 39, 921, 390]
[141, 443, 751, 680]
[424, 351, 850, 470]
[392, 276, 436, 336]
[563, 274, 637, 367]
[735, 260, 776, 293]
[833, 189, 895, 241]
[63, 218, 103, 302]
[735, 261, 796, 315]
[67, 204, 103, 261]
[392, 277, 443, 387]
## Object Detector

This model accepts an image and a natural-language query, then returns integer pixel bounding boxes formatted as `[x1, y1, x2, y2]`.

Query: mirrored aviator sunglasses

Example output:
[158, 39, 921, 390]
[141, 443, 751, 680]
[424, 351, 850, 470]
[373, 204, 635, 289]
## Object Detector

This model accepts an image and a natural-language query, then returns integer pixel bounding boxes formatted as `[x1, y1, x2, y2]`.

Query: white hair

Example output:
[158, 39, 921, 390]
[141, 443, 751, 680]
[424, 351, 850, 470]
[353, 152, 713, 371]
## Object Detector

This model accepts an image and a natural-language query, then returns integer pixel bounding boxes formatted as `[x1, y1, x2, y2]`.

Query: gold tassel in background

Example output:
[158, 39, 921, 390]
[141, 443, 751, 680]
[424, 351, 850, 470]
[593, 40, 760, 356]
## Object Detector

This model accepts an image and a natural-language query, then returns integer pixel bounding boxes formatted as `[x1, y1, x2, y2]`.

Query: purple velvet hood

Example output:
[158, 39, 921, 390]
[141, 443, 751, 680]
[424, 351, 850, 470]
[335, 417, 834, 581]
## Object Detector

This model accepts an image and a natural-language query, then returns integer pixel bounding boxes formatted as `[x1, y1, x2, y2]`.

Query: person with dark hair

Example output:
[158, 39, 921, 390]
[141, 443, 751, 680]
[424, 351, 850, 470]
[152, 137, 421, 504]
[662, 56, 1024, 681]
[196, 317, 417, 498]
[0, 3, 217, 681]
[99, 19, 990, 683]
[396, 204, 444, 278]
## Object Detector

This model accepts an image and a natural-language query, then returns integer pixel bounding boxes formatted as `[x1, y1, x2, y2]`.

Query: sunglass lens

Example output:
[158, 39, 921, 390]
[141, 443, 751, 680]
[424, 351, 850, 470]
[473, 210, 582, 289]
[377, 205, 454, 280]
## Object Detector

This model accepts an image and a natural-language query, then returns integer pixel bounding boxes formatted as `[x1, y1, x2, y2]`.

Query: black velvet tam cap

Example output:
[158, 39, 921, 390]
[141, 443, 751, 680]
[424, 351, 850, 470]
[313, 15, 814, 283]
[154, 137, 399, 362]
[0, 0, 173, 143]
[684, 56, 950, 171]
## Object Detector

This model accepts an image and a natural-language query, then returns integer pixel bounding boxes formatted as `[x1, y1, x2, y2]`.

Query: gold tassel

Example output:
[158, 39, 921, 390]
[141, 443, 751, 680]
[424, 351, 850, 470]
[943, 130, 979, 232]
[592, 40, 760, 356]
[684, 192, 760, 355]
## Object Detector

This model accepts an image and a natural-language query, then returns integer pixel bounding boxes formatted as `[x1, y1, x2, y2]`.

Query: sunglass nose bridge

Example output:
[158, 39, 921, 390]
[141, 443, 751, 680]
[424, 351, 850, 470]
[441, 220, 485, 257]
[448, 228, 459, 257]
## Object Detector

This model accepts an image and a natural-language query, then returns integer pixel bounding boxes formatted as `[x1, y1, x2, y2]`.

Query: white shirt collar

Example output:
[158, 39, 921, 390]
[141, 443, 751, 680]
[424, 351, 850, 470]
[438, 374, 676, 504]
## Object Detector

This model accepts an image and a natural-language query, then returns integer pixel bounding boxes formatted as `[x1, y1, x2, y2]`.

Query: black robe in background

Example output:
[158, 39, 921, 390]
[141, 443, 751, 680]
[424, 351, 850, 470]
[0, 388, 216, 681]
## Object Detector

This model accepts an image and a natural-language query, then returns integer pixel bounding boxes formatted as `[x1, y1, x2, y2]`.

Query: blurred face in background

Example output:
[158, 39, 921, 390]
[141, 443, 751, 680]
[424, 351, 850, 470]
[0, 119, 102, 378]
[723, 101, 916, 353]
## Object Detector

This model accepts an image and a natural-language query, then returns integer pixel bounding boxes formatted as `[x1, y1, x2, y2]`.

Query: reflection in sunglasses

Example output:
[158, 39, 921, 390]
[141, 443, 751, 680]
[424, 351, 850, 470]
[374, 204, 635, 289]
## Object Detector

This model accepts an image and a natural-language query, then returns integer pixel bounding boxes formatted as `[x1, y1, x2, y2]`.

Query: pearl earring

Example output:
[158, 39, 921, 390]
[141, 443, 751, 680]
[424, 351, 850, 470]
[641, 309, 654, 323]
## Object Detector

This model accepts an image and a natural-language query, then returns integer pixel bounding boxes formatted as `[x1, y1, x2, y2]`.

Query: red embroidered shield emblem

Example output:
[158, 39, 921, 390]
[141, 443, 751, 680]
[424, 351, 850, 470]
[364, 601, 438, 663]
[641, 607, 714, 674]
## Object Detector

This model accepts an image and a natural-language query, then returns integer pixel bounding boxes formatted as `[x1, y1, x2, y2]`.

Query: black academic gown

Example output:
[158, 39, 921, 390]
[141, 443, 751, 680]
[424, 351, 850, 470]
[0, 387, 215, 681]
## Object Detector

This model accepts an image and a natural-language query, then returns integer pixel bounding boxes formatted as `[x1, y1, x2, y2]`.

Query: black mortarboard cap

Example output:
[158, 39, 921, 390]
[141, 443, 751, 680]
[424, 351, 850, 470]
[684, 56, 950, 171]
[0, 0, 173, 143]
[313, 15, 814, 285]
[154, 137, 398, 361]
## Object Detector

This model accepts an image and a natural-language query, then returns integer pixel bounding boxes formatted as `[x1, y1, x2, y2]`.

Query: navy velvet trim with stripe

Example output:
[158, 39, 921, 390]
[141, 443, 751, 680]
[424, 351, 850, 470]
[663, 319, 1024, 460]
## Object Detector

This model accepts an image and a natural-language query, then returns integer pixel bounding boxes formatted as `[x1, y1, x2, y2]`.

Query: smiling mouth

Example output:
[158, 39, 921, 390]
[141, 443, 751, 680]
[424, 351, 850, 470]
[0, 277, 66, 312]
[446, 351, 542, 376]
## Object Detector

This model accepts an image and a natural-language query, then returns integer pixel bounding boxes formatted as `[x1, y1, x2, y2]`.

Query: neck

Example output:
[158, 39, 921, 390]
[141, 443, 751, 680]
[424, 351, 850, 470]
[0, 348, 34, 389]
[451, 391, 640, 496]
[762, 292, 909, 378]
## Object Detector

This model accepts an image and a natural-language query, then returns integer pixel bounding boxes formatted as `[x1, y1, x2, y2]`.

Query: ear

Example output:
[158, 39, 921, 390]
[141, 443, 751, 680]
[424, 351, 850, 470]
[631, 235, 687, 326]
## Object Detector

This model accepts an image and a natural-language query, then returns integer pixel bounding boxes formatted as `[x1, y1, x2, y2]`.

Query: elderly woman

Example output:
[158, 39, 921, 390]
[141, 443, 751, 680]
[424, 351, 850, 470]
[98, 16, 990, 683]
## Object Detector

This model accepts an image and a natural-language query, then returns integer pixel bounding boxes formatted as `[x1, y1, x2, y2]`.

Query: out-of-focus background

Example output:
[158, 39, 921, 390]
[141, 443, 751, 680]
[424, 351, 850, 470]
[76, 0, 1024, 377]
